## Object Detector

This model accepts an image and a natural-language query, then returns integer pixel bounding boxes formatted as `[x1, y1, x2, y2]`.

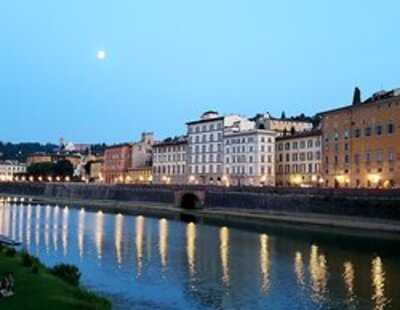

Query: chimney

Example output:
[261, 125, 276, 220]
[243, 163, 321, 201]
[352, 87, 361, 105]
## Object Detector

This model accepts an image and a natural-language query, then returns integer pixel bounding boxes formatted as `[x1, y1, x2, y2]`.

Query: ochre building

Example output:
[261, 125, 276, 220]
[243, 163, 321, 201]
[320, 88, 400, 188]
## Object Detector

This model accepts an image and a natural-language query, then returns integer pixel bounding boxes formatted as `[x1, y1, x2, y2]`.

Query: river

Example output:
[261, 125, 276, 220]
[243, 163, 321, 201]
[0, 198, 399, 309]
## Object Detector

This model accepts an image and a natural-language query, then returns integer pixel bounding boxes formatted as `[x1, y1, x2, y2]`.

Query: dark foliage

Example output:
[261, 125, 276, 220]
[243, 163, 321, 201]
[50, 264, 81, 286]
[0, 142, 58, 161]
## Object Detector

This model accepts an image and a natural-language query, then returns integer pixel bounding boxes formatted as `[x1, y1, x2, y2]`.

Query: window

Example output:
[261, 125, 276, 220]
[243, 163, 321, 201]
[293, 142, 298, 149]
[354, 128, 361, 138]
[285, 143, 290, 150]
[307, 140, 313, 148]
[354, 154, 360, 165]
[376, 150, 383, 163]
[376, 125, 383, 136]
[365, 127, 372, 137]
[388, 123, 395, 134]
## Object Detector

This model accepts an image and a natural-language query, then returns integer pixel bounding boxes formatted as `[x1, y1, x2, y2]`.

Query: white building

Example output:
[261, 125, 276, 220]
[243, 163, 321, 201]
[223, 127, 276, 186]
[186, 111, 251, 185]
[152, 136, 187, 184]
[276, 130, 322, 187]
[0, 161, 27, 182]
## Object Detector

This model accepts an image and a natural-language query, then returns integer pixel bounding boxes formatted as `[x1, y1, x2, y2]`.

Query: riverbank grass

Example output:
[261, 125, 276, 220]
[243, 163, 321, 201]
[0, 247, 110, 309]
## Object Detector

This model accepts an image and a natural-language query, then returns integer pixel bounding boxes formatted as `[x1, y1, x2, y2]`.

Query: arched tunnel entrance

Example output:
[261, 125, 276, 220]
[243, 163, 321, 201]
[180, 193, 201, 209]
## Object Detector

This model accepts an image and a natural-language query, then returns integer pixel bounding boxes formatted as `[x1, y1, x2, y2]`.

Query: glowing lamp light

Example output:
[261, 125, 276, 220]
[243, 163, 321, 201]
[368, 173, 381, 184]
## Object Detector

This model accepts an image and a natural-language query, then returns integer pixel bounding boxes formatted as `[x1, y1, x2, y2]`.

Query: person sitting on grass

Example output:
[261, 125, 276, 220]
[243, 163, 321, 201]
[0, 273, 14, 297]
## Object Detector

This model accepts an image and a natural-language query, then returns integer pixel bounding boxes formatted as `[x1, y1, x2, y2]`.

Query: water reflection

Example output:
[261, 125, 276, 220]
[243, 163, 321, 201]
[309, 245, 328, 303]
[259, 234, 270, 294]
[95, 211, 104, 261]
[343, 261, 355, 306]
[0, 201, 398, 310]
[135, 216, 144, 276]
[295, 251, 305, 288]
[35, 205, 41, 248]
[78, 208, 85, 258]
[62, 207, 69, 255]
[159, 218, 168, 269]
[186, 222, 196, 278]
[26, 204, 32, 247]
[219, 226, 230, 286]
[115, 214, 123, 266]
[372, 256, 388, 310]
[45, 205, 50, 252]
[53, 206, 59, 251]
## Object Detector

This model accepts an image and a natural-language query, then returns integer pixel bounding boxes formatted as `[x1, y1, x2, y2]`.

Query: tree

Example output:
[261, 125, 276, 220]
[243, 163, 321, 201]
[54, 160, 74, 177]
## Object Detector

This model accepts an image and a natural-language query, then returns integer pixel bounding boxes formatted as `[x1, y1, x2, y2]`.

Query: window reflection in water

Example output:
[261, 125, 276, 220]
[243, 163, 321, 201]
[186, 222, 196, 279]
[115, 213, 123, 266]
[259, 234, 270, 294]
[372, 256, 388, 310]
[219, 226, 230, 286]
[309, 245, 328, 304]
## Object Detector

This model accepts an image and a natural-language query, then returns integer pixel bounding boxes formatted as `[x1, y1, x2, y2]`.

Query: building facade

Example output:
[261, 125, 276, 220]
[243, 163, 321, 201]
[276, 131, 322, 187]
[88, 159, 104, 183]
[320, 88, 400, 188]
[103, 144, 132, 184]
[0, 161, 27, 182]
[152, 136, 188, 184]
[223, 129, 276, 186]
[253, 113, 313, 136]
[128, 132, 154, 184]
[186, 111, 251, 185]
[103, 133, 155, 184]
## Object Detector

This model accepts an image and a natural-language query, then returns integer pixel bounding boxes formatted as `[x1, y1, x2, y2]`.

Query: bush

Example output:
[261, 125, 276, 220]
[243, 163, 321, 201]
[32, 265, 39, 274]
[50, 264, 81, 286]
[5, 247, 16, 257]
[21, 251, 36, 267]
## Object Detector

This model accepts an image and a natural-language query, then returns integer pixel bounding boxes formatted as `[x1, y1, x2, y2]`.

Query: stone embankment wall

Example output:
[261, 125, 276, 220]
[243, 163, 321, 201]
[1, 183, 400, 221]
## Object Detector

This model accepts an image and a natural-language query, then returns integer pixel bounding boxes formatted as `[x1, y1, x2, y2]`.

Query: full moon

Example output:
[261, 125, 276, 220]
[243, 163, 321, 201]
[96, 50, 106, 60]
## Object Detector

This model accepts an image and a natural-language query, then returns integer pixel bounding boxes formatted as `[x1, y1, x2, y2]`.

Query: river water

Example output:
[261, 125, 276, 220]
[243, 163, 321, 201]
[0, 198, 399, 309]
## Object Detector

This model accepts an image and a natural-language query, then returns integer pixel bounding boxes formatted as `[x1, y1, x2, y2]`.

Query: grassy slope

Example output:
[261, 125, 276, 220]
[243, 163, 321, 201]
[0, 252, 111, 310]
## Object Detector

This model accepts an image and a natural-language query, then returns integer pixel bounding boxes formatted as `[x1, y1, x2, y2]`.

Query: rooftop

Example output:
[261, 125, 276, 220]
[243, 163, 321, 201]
[276, 129, 322, 141]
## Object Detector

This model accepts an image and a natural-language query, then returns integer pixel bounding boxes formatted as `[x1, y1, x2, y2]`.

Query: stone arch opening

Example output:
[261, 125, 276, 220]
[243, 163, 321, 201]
[180, 193, 201, 209]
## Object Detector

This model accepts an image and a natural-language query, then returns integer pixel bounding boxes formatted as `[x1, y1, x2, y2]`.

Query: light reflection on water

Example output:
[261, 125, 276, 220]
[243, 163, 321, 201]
[0, 200, 399, 309]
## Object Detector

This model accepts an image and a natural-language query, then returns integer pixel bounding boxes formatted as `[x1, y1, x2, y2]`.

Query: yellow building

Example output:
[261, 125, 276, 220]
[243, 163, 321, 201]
[126, 167, 152, 184]
[320, 88, 400, 188]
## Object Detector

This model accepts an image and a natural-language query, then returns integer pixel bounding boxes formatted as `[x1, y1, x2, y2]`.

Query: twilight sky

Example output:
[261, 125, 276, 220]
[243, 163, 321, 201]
[1, 0, 399, 144]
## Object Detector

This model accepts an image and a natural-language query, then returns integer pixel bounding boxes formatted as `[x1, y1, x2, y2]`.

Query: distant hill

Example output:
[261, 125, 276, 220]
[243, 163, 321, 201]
[0, 142, 58, 161]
